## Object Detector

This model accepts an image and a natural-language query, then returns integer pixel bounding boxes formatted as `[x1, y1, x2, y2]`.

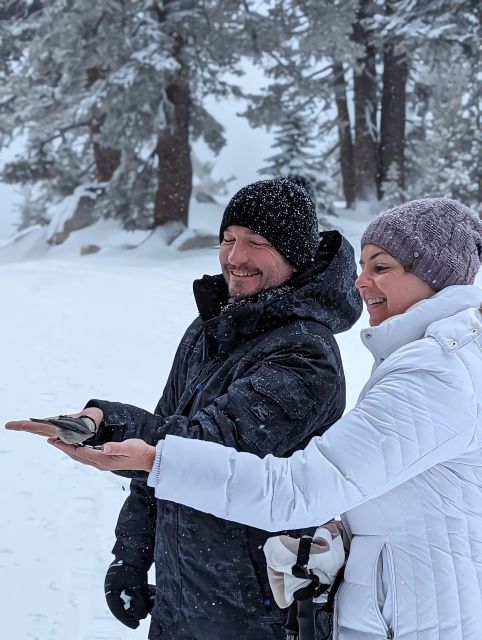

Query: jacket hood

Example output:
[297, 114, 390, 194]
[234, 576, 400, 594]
[193, 230, 362, 353]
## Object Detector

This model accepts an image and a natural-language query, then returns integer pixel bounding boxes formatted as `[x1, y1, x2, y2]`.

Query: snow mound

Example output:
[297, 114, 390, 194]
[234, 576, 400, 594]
[0, 199, 225, 264]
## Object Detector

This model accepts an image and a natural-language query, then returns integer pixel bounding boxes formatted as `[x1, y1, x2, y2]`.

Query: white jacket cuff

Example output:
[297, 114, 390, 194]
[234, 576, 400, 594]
[147, 441, 164, 487]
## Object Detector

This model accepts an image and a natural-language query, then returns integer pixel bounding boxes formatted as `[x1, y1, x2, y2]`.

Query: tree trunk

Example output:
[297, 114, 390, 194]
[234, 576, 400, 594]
[332, 62, 355, 208]
[153, 73, 192, 228]
[352, 1, 378, 202]
[86, 67, 121, 183]
[90, 116, 122, 183]
[150, 0, 193, 230]
[378, 44, 408, 198]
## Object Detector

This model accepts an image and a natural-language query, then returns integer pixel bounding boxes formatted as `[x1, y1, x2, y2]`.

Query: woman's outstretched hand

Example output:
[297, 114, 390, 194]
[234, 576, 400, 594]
[48, 438, 156, 473]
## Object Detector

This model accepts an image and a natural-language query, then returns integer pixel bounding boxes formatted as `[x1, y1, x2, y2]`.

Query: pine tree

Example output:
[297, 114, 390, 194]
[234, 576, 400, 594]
[260, 109, 339, 221]
[240, 0, 480, 210]
[404, 38, 479, 207]
[260, 111, 319, 178]
[0, 0, 247, 238]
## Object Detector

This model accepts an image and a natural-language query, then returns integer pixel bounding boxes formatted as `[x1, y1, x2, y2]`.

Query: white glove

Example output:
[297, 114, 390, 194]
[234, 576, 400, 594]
[264, 521, 346, 609]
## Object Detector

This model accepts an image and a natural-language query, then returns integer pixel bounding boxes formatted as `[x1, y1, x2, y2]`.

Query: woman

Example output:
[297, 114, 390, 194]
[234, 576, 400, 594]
[9, 198, 482, 638]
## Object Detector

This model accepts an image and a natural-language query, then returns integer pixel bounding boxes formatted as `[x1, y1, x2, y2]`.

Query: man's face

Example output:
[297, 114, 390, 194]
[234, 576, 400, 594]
[219, 225, 296, 299]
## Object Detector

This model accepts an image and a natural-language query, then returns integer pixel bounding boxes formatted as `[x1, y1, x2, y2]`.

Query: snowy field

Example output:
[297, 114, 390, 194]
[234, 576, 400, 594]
[0, 244, 222, 640]
[4, 207, 476, 639]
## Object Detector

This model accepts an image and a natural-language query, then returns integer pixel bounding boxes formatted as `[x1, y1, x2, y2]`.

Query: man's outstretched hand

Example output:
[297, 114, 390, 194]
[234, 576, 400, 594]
[48, 438, 156, 473]
[5, 408, 104, 440]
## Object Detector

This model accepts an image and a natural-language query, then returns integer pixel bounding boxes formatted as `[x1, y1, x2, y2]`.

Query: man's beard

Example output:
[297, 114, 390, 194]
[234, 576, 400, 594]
[221, 282, 293, 314]
[223, 265, 263, 299]
[228, 279, 264, 299]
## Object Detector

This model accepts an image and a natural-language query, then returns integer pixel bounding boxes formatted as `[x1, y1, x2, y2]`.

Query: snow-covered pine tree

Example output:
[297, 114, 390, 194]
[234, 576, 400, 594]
[372, 0, 480, 208]
[240, 0, 480, 212]
[259, 111, 318, 179]
[240, 0, 356, 212]
[401, 21, 479, 207]
[259, 109, 339, 221]
[0, 0, 247, 239]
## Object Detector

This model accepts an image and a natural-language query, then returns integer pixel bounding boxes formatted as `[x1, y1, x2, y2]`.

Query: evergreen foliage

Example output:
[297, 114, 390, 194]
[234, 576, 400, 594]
[241, 0, 480, 211]
[0, 0, 246, 232]
[0, 0, 479, 236]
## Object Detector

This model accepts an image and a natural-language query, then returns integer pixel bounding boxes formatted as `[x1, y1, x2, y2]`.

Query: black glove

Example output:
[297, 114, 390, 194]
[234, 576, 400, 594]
[104, 559, 155, 629]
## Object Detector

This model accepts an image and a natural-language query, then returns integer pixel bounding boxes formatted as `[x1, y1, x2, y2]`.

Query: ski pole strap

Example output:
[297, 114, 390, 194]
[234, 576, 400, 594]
[291, 535, 313, 579]
[325, 565, 345, 614]
[292, 535, 329, 601]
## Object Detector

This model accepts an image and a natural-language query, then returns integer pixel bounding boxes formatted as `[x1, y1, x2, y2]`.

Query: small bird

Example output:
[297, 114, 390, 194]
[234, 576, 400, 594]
[30, 415, 96, 445]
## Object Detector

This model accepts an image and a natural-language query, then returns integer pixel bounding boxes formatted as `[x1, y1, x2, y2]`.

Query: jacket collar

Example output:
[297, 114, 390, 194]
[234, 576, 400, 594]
[361, 285, 482, 366]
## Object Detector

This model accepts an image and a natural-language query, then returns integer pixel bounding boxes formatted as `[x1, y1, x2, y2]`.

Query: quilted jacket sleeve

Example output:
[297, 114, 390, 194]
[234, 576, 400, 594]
[148, 339, 478, 531]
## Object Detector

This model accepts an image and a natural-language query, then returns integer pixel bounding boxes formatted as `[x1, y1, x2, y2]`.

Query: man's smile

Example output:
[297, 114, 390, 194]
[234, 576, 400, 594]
[226, 267, 262, 278]
[229, 271, 260, 278]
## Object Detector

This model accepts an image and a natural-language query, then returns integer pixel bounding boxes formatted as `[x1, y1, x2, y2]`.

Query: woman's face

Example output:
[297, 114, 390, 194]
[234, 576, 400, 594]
[356, 243, 435, 326]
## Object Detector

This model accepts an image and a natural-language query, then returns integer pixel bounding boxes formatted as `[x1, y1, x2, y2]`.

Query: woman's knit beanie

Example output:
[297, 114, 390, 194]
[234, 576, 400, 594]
[361, 198, 482, 291]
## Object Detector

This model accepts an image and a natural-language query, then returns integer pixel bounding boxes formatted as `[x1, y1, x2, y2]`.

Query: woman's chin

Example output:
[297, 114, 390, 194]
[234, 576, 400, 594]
[367, 306, 388, 327]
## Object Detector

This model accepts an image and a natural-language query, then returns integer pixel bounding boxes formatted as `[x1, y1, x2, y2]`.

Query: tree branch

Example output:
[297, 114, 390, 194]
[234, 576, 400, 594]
[37, 120, 91, 154]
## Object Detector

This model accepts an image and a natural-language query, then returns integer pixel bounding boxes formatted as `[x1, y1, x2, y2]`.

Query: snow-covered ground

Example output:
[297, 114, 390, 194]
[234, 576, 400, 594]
[5, 203, 477, 639]
[0, 247, 221, 640]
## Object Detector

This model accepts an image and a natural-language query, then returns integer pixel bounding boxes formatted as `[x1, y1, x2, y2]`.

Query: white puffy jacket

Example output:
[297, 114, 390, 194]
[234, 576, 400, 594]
[148, 285, 482, 639]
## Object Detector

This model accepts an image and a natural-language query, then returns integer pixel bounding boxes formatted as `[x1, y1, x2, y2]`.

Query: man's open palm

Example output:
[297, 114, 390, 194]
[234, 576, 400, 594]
[48, 438, 156, 473]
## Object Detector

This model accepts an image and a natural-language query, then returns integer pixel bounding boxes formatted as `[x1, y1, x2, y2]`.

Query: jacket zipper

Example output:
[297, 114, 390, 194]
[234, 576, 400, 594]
[374, 543, 396, 639]
[385, 542, 396, 640]
[179, 355, 223, 417]
[174, 352, 223, 624]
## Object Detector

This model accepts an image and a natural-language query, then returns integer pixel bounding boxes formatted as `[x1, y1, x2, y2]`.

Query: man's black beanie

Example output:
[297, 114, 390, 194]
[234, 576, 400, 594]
[219, 178, 320, 271]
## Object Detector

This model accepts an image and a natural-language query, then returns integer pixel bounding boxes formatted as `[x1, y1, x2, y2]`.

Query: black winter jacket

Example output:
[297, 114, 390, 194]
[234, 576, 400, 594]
[88, 231, 361, 640]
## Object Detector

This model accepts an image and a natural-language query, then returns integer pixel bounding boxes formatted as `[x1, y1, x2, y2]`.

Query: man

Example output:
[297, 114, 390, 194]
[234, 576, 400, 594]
[7, 177, 361, 639]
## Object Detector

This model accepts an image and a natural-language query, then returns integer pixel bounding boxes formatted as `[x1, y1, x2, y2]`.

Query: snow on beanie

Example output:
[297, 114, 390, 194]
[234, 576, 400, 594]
[361, 198, 482, 291]
[219, 178, 319, 271]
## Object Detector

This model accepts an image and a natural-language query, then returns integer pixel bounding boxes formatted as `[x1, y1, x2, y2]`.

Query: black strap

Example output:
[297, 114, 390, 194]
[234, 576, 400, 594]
[285, 601, 299, 639]
[297, 598, 316, 640]
[292, 535, 329, 601]
[314, 565, 345, 613]
[325, 565, 345, 614]
[291, 535, 313, 578]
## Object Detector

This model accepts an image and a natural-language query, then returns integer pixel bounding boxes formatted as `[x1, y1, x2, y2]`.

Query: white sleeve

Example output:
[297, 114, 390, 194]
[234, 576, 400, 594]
[149, 340, 477, 531]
